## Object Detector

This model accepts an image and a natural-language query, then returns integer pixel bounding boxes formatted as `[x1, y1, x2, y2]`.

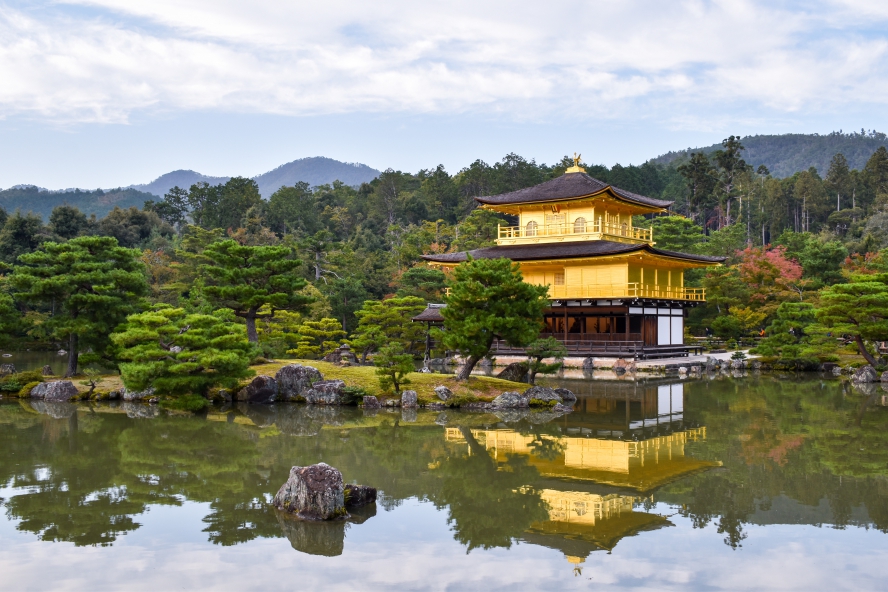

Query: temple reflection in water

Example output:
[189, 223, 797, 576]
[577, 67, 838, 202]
[447, 380, 720, 567]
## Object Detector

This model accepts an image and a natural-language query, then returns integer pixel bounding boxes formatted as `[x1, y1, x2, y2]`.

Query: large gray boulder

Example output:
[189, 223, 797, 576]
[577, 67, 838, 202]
[273, 463, 346, 520]
[496, 362, 528, 382]
[305, 380, 346, 405]
[434, 386, 453, 401]
[522, 386, 563, 404]
[582, 357, 595, 370]
[238, 375, 278, 403]
[30, 381, 78, 401]
[401, 390, 418, 408]
[880, 371, 888, 383]
[362, 395, 380, 408]
[122, 387, 155, 401]
[491, 391, 529, 408]
[553, 387, 576, 401]
[852, 365, 879, 383]
[276, 364, 323, 401]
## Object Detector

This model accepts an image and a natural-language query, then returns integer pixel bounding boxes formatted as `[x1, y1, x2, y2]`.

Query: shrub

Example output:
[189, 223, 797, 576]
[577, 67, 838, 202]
[17, 381, 42, 398]
[374, 343, 414, 394]
[340, 386, 369, 406]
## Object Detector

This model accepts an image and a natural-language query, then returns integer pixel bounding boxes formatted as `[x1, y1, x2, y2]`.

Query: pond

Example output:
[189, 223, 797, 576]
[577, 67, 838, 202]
[1, 375, 887, 590]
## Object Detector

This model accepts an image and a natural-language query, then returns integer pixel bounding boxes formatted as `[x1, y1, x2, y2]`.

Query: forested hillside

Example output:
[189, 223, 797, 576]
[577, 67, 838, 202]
[0, 186, 157, 220]
[652, 130, 887, 177]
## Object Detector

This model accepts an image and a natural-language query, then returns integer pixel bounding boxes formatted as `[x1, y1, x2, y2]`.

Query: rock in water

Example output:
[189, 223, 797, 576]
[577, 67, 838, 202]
[344, 484, 377, 508]
[553, 387, 576, 401]
[41, 365, 53, 376]
[276, 364, 323, 401]
[496, 362, 528, 382]
[362, 395, 380, 408]
[522, 386, 563, 404]
[434, 386, 453, 401]
[0, 363, 15, 375]
[582, 357, 595, 370]
[305, 380, 346, 405]
[273, 463, 347, 520]
[491, 391, 529, 408]
[612, 359, 636, 374]
[238, 375, 278, 403]
[852, 365, 879, 383]
[401, 390, 418, 408]
[29, 381, 78, 401]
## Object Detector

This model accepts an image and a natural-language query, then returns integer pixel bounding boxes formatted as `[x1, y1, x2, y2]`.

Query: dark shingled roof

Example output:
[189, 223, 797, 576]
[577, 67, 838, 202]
[421, 240, 725, 264]
[474, 172, 673, 209]
[412, 305, 445, 322]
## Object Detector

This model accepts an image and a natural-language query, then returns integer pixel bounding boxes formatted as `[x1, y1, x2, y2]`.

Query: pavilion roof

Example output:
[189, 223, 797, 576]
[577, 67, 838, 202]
[474, 172, 673, 210]
[421, 240, 725, 265]
[412, 305, 446, 322]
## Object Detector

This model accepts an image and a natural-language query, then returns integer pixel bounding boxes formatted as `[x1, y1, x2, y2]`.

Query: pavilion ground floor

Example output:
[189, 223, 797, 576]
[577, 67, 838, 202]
[419, 299, 703, 360]
[502, 299, 699, 359]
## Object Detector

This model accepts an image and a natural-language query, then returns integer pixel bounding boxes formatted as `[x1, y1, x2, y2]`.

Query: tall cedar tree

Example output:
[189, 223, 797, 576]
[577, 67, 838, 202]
[200, 240, 310, 342]
[112, 304, 254, 395]
[816, 273, 888, 366]
[10, 236, 148, 376]
[441, 257, 548, 380]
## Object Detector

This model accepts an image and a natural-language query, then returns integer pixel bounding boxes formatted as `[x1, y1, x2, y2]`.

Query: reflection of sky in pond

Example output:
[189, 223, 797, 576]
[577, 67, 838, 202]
[1, 498, 886, 590]
[1, 374, 887, 589]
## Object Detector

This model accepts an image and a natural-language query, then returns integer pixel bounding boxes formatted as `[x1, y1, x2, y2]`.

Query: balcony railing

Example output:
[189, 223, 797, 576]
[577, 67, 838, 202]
[498, 222, 652, 243]
[547, 284, 705, 301]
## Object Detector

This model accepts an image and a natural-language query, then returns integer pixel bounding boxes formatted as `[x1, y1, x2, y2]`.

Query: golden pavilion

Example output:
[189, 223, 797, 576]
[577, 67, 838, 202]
[421, 156, 724, 358]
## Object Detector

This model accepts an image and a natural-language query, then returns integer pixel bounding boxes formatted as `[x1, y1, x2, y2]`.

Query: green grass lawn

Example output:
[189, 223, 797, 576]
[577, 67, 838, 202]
[251, 359, 527, 403]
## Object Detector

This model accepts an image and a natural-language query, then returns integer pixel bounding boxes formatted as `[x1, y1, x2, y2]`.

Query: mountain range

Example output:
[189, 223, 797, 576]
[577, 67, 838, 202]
[0, 157, 381, 220]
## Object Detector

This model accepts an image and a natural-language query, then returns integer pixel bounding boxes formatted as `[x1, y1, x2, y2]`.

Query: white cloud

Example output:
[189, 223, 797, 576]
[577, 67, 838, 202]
[0, 0, 886, 128]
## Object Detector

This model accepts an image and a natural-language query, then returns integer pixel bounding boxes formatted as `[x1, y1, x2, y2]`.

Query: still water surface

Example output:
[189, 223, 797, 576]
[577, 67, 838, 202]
[1, 375, 887, 590]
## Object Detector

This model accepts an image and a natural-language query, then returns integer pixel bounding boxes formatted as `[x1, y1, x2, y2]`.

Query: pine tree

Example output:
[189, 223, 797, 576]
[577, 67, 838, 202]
[441, 257, 548, 380]
[10, 236, 148, 376]
[816, 273, 888, 366]
[112, 304, 255, 395]
[200, 240, 310, 342]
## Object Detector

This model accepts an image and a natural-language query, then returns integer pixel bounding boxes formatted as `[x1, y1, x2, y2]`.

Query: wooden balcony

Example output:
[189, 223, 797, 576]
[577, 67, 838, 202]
[497, 222, 653, 245]
[443, 284, 704, 301]
[547, 284, 705, 302]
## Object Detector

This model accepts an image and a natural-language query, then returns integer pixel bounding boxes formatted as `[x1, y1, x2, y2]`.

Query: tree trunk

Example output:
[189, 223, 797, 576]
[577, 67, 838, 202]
[65, 333, 78, 378]
[854, 334, 879, 366]
[456, 353, 483, 381]
[246, 315, 258, 343]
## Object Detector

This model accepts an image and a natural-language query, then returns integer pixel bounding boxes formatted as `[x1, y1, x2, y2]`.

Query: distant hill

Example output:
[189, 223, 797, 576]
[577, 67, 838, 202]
[253, 157, 380, 198]
[0, 186, 158, 221]
[133, 170, 230, 198]
[650, 131, 888, 178]
[0, 156, 380, 220]
[133, 157, 380, 198]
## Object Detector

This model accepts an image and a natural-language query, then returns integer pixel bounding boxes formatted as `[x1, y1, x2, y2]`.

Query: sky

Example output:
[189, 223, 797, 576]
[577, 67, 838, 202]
[1, 0, 887, 189]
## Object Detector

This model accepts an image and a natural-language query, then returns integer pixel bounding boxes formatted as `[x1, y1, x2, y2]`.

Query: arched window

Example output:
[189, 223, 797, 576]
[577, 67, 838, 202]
[574, 217, 587, 233]
[526, 220, 538, 236]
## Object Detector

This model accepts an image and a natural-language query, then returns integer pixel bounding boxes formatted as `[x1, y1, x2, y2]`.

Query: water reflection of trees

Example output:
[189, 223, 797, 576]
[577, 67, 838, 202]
[1, 379, 888, 555]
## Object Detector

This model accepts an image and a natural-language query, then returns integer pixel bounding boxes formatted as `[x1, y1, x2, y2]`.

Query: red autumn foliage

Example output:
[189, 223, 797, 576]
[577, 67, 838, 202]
[736, 245, 803, 304]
